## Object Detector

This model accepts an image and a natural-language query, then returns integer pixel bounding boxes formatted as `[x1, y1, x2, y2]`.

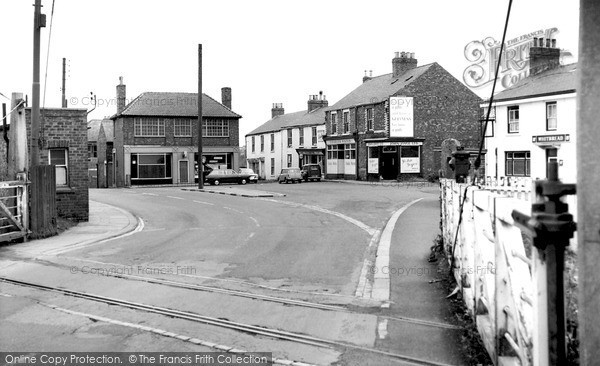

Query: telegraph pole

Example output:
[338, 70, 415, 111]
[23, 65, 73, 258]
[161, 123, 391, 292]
[577, 0, 600, 363]
[197, 44, 204, 189]
[31, 0, 45, 166]
[61, 57, 67, 108]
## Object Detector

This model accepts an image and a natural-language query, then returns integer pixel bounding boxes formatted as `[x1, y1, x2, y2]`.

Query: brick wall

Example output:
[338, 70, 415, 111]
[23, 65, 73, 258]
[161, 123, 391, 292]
[25, 108, 89, 221]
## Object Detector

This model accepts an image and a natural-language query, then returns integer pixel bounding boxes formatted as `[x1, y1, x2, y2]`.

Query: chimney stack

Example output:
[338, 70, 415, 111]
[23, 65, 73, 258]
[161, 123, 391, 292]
[272, 103, 284, 118]
[363, 70, 374, 83]
[116, 76, 126, 114]
[392, 51, 418, 78]
[221, 87, 232, 109]
[307, 91, 328, 112]
[529, 38, 560, 76]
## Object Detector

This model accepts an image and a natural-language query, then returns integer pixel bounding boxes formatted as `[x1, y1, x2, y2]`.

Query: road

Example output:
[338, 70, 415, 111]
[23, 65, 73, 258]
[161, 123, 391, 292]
[0, 181, 467, 365]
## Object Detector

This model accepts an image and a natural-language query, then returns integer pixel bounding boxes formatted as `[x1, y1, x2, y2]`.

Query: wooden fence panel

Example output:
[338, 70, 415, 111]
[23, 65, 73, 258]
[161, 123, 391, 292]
[29, 165, 57, 239]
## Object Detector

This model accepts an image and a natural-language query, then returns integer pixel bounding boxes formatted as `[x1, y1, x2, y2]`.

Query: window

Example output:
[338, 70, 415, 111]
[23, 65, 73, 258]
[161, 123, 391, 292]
[260, 135, 264, 152]
[287, 154, 292, 167]
[546, 102, 557, 131]
[130, 153, 172, 180]
[331, 113, 337, 134]
[174, 119, 192, 137]
[366, 108, 373, 131]
[299, 128, 304, 146]
[134, 118, 165, 136]
[505, 151, 530, 176]
[287, 129, 293, 147]
[345, 143, 356, 159]
[312, 127, 317, 146]
[270, 158, 275, 175]
[251, 136, 255, 153]
[50, 149, 68, 186]
[202, 119, 229, 137]
[270, 133, 275, 151]
[88, 143, 97, 159]
[343, 111, 349, 133]
[327, 144, 345, 159]
[508, 106, 519, 133]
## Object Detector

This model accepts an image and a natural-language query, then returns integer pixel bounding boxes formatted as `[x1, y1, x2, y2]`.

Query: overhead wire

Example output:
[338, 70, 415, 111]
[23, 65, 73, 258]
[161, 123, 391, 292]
[41, 0, 56, 139]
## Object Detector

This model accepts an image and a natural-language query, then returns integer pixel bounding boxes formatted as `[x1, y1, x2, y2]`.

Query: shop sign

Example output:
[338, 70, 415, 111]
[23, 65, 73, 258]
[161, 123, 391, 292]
[401, 157, 420, 173]
[532, 134, 570, 144]
[389, 97, 414, 137]
[325, 138, 355, 145]
[368, 158, 379, 174]
[366, 141, 422, 147]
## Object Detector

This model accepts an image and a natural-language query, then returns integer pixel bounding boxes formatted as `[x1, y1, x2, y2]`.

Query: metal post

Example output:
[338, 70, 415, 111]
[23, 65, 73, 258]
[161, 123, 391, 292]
[197, 44, 203, 189]
[577, 0, 600, 363]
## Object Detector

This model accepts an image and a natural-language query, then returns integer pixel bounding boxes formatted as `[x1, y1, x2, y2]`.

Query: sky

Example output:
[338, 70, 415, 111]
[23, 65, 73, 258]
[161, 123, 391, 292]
[0, 1, 580, 145]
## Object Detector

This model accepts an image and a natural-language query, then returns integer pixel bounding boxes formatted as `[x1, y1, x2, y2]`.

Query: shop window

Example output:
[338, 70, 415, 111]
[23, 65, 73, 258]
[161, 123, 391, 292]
[508, 106, 519, 133]
[131, 153, 172, 180]
[50, 149, 68, 186]
[505, 151, 530, 176]
[344, 143, 356, 159]
[546, 102, 557, 131]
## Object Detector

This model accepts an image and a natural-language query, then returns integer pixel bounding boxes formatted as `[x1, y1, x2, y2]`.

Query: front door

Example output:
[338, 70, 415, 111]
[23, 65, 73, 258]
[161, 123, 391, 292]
[179, 160, 189, 184]
[380, 147, 398, 179]
[546, 147, 558, 177]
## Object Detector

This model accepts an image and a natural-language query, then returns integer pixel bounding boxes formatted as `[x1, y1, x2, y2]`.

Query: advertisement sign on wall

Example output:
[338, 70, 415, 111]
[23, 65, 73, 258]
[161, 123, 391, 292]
[368, 158, 379, 174]
[389, 97, 414, 137]
[400, 157, 420, 173]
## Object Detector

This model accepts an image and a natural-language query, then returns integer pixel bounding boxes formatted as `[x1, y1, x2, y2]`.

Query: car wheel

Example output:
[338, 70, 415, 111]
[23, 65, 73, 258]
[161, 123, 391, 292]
[213, 179, 220, 186]
[240, 179, 247, 185]
[298, 179, 302, 183]
[317, 178, 321, 182]
[278, 179, 283, 184]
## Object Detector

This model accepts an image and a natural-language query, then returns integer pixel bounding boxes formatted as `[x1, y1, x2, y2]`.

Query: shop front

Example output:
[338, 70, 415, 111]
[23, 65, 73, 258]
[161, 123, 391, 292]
[325, 138, 356, 179]
[365, 139, 424, 180]
[297, 148, 324, 168]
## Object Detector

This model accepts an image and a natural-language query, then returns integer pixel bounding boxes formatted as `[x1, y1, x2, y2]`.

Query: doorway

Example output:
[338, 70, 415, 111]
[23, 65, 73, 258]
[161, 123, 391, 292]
[545, 148, 558, 177]
[179, 160, 189, 184]
[380, 146, 398, 179]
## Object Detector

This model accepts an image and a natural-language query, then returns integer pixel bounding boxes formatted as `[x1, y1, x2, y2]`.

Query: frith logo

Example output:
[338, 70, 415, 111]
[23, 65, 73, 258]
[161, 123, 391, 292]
[463, 27, 559, 90]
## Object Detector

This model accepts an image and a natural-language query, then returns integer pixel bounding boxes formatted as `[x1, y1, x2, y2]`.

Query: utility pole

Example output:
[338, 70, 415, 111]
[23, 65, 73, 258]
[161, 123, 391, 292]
[577, 0, 600, 364]
[197, 44, 204, 189]
[61, 57, 67, 108]
[31, 0, 45, 166]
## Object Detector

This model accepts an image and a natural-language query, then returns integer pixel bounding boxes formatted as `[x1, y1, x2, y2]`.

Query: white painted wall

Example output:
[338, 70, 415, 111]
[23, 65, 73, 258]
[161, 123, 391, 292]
[484, 93, 577, 183]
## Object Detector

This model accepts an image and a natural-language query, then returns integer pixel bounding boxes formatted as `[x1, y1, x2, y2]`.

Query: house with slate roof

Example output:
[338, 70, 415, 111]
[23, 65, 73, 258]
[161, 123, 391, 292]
[324, 52, 482, 180]
[111, 78, 241, 186]
[483, 38, 577, 182]
[245, 93, 328, 180]
[87, 118, 114, 188]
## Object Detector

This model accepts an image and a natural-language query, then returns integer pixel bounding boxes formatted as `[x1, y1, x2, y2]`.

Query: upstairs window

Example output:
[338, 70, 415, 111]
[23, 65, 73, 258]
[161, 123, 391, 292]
[270, 133, 275, 151]
[508, 106, 519, 133]
[287, 129, 293, 147]
[343, 111, 349, 133]
[366, 108, 374, 131]
[260, 135, 264, 152]
[311, 127, 317, 146]
[202, 120, 229, 137]
[299, 128, 304, 146]
[546, 102, 557, 131]
[331, 113, 337, 134]
[134, 118, 165, 137]
[174, 119, 192, 137]
[251, 136, 255, 153]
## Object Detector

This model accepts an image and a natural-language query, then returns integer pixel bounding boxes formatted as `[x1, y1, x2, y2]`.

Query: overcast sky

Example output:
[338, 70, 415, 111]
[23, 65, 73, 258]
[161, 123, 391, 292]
[1, 1, 579, 144]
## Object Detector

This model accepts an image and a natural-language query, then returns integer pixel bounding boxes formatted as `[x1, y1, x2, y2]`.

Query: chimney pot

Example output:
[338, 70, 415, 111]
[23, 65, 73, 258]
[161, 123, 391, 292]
[546, 38, 551, 47]
[533, 37, 538, 47]
[395, 51, 400, 58]
[551, 39, 556, 48]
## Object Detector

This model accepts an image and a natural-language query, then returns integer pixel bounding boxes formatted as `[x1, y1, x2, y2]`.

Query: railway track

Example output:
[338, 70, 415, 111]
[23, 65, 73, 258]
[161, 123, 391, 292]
[0, 276, 456, 366]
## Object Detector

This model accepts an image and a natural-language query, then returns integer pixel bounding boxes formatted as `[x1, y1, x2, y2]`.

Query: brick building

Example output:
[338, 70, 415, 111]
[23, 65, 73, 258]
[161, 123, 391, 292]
[324, 52, 482, 180]
[25, 108, 89, 221]
[111, 79, 242, 186]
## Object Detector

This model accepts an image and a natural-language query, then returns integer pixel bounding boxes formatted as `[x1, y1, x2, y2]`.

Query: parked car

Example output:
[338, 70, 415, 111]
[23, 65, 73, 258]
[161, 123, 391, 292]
[278, 168, 302, 184]
[301, 164, 322, 182]
[205, 169, 252, 185]
[238, 168, 258, 183]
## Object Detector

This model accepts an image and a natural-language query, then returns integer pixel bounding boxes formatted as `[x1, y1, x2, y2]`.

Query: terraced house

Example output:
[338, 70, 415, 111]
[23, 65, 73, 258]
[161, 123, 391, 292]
[111, 78, 242, 186]
[245, 93, 328, 180]
[323, 52, 482, 180]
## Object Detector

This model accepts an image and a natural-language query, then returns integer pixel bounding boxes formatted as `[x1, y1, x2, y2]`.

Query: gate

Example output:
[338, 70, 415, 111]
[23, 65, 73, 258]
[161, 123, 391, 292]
[0, 180, 29, 242]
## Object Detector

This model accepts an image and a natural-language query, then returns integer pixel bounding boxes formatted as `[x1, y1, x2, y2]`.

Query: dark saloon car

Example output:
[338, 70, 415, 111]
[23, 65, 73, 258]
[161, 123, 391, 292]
[205, 169, 252, 185]
[301, 164, 322, 182]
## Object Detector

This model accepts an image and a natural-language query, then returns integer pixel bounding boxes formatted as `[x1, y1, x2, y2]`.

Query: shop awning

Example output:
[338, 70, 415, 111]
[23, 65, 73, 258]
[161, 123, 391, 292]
[296, 148, 324, 156]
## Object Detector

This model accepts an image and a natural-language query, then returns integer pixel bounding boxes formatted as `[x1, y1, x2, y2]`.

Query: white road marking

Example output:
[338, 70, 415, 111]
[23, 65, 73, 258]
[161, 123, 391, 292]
[142, 193, 158, 196]
[193, 200, 214, 206]
[248, 216, 260, 227]
[370, 198, 423, 304]
[223, 207, 244, 214]
[377, 319, 389, 339]
[166, 196, 184, 200]
[258, 198, 375, 235]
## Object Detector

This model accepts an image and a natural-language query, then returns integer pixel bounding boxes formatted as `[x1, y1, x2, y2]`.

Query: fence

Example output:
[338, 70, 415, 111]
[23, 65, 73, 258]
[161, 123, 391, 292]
[441, 178, 538, 365]
[0, 180, 29, 242]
